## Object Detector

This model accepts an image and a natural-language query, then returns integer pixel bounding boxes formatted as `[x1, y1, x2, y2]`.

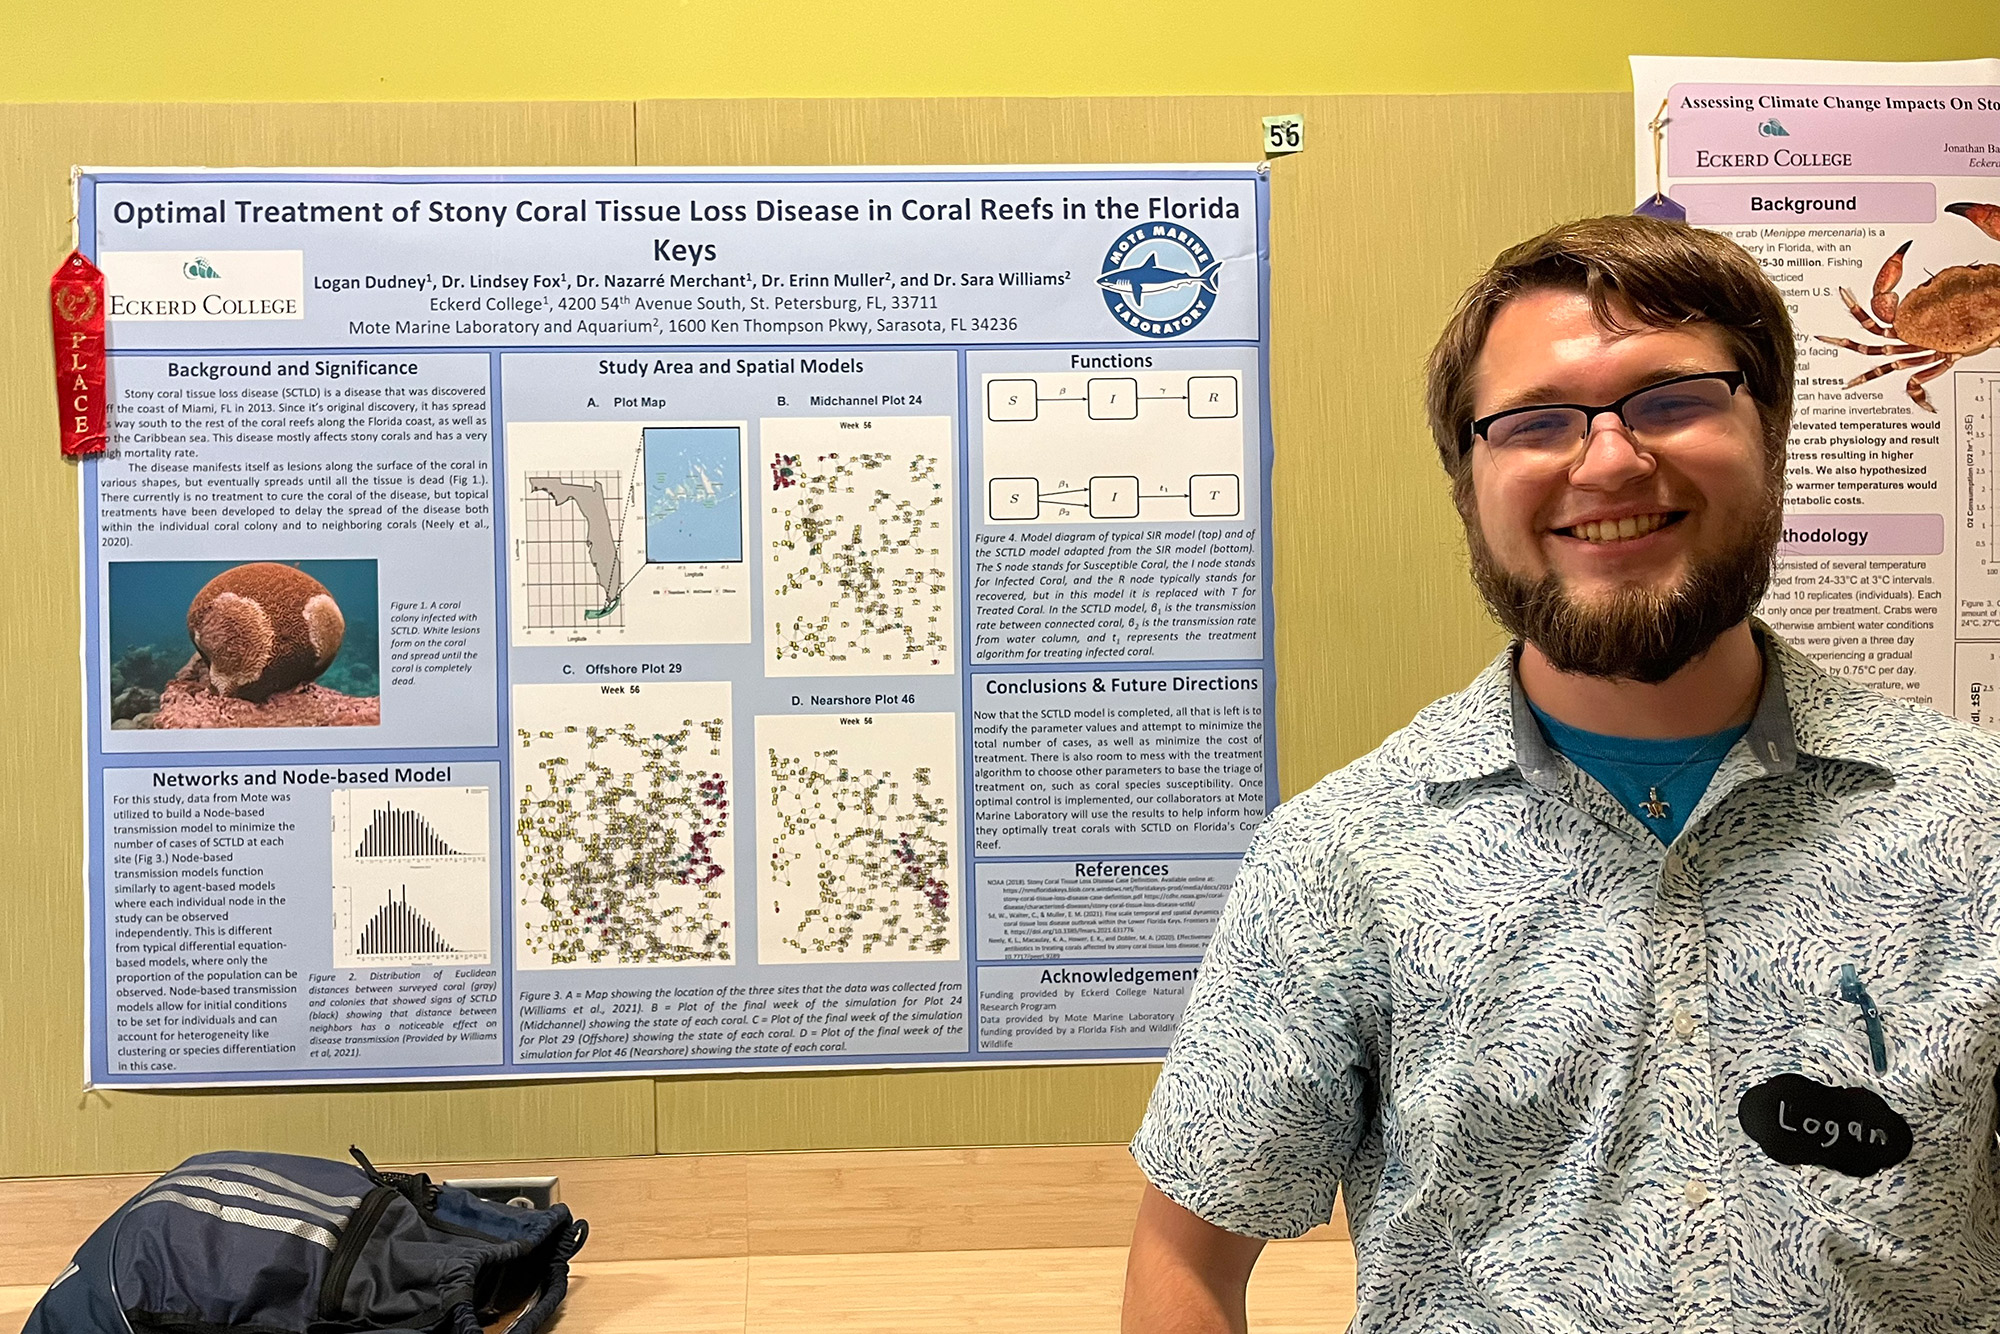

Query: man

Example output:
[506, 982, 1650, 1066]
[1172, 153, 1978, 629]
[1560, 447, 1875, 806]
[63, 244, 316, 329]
[1122, 214, 2000, 1333]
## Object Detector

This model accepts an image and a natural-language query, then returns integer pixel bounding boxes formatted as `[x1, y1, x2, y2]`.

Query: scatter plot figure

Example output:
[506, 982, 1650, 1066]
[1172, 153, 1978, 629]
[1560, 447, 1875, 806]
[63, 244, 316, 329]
[513, 681, 735, 968]
[756, 711, 960, 963]
[761, 416, 956, 677]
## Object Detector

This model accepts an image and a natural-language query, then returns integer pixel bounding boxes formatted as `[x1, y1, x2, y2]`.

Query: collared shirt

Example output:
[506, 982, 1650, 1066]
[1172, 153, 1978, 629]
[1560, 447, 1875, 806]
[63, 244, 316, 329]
[1132, 629, 2000, 1333]
[1528, 703, 1748, 844]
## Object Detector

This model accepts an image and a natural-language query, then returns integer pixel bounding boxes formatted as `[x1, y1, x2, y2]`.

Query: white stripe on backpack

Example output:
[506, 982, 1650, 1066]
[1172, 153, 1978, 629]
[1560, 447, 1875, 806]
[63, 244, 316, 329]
[148, 1173, 352, 1227]
[195, 1162, 365, 1210]
[131, 1190, 339, 1250]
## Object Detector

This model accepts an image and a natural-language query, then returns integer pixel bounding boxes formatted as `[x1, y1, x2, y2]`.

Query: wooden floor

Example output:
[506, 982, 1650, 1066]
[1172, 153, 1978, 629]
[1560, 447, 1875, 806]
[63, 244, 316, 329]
[1, 1240, 1357, 1332]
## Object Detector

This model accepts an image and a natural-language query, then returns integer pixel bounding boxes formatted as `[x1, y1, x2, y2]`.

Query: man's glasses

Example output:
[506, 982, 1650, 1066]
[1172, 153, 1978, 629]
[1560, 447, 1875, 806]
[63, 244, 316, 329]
[1465, 370, 1749, 464]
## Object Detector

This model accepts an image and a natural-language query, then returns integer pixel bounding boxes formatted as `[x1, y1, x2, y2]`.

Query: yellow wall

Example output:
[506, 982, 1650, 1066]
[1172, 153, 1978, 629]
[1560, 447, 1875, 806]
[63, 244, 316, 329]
[1, 1, 1991, 102]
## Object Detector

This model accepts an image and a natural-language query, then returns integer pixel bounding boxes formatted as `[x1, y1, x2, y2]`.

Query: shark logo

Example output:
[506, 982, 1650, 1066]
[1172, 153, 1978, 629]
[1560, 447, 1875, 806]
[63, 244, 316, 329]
[1098, 224, 1220, 338]
[182, 256, 221, 279]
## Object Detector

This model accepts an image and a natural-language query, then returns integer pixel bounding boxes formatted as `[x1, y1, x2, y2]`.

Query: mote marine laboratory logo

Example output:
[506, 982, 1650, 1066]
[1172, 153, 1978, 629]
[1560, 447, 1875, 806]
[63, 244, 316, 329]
[1098, 224, 1221, 338]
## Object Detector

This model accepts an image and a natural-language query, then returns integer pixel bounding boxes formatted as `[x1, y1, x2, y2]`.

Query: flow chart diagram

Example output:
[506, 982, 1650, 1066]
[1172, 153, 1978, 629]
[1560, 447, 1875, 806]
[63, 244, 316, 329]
[981, 370, 1245, 523]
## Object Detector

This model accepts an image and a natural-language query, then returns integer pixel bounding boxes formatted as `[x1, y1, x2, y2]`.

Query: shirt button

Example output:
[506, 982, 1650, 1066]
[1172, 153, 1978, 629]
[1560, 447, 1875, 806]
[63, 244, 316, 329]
[1673, 1009, 1696, 1038]
[1684, 1180, 1709, 1206]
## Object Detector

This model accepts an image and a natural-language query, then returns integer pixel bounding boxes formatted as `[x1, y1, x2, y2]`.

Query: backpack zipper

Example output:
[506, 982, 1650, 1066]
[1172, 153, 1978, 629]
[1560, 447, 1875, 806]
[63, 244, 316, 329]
[1839, 964, 1890, 1074]
[350, 1144, 439, 1210]
[317, 1185, 397, 1321]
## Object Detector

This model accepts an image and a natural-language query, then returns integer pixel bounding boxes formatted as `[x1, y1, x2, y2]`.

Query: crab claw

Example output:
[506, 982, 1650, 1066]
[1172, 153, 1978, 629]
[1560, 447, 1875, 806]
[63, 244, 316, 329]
[1872, 241, 1911, 324]
[1946, 202, 2000, 243]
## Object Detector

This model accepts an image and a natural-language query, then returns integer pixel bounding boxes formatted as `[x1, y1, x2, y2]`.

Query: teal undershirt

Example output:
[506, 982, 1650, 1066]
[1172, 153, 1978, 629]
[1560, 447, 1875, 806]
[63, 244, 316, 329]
[1527, 703, 1749, 844]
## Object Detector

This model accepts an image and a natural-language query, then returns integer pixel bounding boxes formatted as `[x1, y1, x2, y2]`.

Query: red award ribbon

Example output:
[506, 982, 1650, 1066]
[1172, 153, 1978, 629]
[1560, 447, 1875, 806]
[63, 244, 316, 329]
[51, 250, 108, 458]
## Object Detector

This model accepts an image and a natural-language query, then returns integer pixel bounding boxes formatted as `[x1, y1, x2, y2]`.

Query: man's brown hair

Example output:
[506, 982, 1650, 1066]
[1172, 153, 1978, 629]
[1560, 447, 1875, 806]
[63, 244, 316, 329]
[1425, 215, 1795, 493]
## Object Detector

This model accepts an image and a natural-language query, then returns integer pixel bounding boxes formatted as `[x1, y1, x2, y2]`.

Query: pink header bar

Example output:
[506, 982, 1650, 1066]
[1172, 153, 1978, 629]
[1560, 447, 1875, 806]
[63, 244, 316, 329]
[1674, 181, 1935, 225]
[1667, 84, 2000, 178]
[1778, 513, 1945, 557]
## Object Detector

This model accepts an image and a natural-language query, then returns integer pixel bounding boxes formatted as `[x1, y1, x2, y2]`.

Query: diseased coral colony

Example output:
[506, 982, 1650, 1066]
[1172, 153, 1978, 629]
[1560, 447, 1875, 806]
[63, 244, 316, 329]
[190, 561, 345, 699]
[766, 745, 952, 956]
[767, 450, 949, 665]
[138, 562, 380, 728]
[515, 718, 731, 964]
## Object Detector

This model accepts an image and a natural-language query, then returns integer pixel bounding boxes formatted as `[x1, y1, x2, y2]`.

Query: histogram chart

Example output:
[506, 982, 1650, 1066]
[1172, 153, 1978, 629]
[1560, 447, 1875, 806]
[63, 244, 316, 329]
[354, 805, 469, 857]
[332, 787, 492, 966]
[355, 887, 460, 956]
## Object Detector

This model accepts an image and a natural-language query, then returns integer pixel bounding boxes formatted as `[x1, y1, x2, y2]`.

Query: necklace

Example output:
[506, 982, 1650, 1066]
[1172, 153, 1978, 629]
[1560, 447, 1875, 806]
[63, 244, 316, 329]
[1619, 666, 1767, 824]
[1636, 727, 1746, 823]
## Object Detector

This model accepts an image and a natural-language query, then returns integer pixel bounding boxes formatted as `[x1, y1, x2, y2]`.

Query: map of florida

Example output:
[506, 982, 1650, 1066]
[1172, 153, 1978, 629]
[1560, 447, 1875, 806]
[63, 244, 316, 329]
[528, 476, 622, 610]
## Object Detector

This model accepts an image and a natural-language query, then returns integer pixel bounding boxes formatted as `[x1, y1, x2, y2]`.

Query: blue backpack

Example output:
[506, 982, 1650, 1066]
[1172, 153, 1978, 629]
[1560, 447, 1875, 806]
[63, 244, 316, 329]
[25, 1148, 588, 1334]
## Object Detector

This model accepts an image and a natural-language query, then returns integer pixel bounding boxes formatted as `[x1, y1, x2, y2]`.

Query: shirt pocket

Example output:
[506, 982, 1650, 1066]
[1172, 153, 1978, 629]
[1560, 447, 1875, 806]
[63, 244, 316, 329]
[1759, 950, 1999, 1255]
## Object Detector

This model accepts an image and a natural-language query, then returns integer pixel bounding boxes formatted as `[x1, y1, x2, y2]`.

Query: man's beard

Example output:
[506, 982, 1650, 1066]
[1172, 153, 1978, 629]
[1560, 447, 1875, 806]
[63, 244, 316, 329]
[1465, 492, 1783, 684]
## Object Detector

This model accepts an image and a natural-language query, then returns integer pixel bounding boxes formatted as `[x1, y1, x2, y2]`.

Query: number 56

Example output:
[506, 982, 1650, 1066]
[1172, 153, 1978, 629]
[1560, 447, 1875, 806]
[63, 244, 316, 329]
[1261, 114, 1304, 155]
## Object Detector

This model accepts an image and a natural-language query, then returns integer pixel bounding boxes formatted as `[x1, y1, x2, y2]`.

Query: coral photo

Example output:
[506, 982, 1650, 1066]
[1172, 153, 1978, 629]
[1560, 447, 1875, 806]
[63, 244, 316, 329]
[106, 559, 381, 729]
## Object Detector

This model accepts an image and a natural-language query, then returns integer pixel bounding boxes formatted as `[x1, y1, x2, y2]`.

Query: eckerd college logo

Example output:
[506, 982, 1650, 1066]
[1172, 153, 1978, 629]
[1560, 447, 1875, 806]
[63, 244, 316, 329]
[1097, 224, 1221, 338]
[100, 250, 305, 321]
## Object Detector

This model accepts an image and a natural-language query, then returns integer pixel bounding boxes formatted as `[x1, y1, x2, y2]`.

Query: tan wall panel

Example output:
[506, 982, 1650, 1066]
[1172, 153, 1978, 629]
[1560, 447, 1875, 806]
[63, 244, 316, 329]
[1265, 93, 1633, 789]
[0, 102, 652, 1178]
[654, 1064, 1163, 1155]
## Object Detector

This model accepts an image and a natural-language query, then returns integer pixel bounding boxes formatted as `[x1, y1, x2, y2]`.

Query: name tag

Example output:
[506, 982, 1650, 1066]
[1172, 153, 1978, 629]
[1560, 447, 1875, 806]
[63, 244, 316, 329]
[1738, 1073, 1912, 1178]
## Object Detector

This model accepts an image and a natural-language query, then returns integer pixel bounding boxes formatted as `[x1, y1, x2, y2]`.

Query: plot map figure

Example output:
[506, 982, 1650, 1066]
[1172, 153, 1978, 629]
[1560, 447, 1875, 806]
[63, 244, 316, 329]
[526, 475, 623, 619]
[644, 425, 744, 563]
[507, 420, 751, 645]
[756, 711, 959, 963]
[762, 416, 956, 677]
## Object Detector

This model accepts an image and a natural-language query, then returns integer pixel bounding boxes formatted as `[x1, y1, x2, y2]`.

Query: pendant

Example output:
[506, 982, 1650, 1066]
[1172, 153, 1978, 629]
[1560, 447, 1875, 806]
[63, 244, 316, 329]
[1640, 787, 1671, 821]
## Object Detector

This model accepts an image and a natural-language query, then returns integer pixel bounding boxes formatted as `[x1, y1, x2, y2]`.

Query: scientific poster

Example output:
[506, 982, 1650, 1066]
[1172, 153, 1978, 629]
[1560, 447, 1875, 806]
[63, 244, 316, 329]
[78, 165, 1274, 1086]
[1633, 56, 2000, 718]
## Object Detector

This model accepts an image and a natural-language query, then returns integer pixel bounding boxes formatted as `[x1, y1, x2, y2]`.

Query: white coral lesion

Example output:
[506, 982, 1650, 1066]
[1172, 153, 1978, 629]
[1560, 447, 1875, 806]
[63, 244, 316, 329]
[303, 593, 346, 671]
[194, 592, 275, 697]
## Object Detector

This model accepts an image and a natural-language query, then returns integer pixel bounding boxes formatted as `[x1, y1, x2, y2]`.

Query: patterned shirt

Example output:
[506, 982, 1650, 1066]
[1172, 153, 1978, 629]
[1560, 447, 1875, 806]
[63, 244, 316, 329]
[1132, 629, 2000, 1333]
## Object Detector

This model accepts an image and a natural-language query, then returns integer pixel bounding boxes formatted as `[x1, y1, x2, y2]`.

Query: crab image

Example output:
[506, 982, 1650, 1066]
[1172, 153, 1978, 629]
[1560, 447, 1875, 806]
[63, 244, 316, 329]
[1815, 202, 2000, 413]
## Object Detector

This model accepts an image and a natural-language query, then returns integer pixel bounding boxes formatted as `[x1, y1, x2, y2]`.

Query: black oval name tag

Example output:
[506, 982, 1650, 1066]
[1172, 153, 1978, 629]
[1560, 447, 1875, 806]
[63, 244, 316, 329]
[1737, 1073, 1912, 1178]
